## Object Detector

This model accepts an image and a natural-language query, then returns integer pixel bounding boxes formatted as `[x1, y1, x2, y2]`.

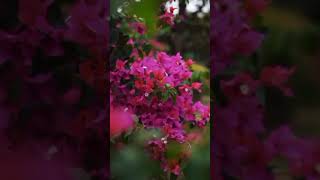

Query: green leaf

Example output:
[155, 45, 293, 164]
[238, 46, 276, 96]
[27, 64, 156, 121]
[162, 91, 170, 102]
[165, 141, 183, 159]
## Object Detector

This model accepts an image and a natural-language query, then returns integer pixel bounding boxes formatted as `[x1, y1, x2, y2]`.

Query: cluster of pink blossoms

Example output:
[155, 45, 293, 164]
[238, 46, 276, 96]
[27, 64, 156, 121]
[111, 52, 209, 138]
[111, 52, 210, 174]
[111, 14, 210, 173]
[160, 6, 177, 26]
[213, 0, 320, 179]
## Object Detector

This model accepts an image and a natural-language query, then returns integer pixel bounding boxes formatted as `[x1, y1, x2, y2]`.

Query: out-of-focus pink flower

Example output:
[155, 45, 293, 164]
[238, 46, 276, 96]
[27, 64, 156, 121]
[127, 38, 134, 46]
[235, 29, 264, 56]
[186, 132, 203, 144]
[116, 60, 127, 71]
[221, 72, 260, 98]
[129, 22, 146, 35]
[147, 139, 166, 160]
[169, 7, 177, 14]
[162, 160, 181, 176]
[159, 11, 175, 26]
[260, 66, 295, 96]
[149, 39, 168, 51]
[192, 101, 210, 127]
[192, 82, 202, 92]
[110, 107, 134, 137]
[185, 59, 194, 67]
[171, 163, 181, 176]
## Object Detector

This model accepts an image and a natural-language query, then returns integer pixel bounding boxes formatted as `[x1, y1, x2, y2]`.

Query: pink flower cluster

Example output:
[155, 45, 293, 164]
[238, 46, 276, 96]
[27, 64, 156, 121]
[213, 0, 320, 179]
[147, 139, 181, 176]
[160, 7, 176, 26]
[111, 51, 209, 174]
[111, 51, 209, 135]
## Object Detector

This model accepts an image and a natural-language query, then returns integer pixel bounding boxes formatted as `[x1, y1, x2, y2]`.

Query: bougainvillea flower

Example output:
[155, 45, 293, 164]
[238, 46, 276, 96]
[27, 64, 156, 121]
[127, 38, 134, 46]
[191, 82, 202, 91]
[110, 107, 134, 137]
[147, 139, 167, 160]
[221, 72, 260, 98]
[260, 66, 295, 96]
[235, 29, 264, 56]
[185, 59, 194, 67]
[159, 11, 175, 26]
[129, 22, 147, 35]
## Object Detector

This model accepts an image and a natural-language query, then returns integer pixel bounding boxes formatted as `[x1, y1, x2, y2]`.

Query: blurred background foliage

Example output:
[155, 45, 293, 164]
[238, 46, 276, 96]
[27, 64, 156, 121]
[110, 0, 210, 179]
[250, 2, 320, 137]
